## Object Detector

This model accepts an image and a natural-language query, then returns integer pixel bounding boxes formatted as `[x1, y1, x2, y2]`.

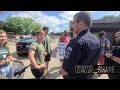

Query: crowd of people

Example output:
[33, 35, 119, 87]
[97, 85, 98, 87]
[1, 11, 120, 79]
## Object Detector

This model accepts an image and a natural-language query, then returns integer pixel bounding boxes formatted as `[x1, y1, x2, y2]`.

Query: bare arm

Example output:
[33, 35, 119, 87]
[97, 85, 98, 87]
[0, 56, 11, 65]
[10, 55, 23, 65]
[28, 48, 45, 69]
[60, 66, 68, 75]
[0, 60, 8, 65]
[111, 56, 120, 64]
[105, 52, 120, 64]
[59, 37, 61, 42]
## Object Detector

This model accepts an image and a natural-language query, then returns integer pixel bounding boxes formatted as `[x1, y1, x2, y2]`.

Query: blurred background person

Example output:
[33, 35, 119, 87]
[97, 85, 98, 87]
[58, 30, 70, 65]
[98, 31, 110, 65]
[43, 26, 52, 74]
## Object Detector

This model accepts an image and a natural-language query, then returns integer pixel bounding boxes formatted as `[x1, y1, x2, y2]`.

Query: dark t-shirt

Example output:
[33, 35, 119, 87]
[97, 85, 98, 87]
[62, 29, 101, 79]
[106, 46, 120, 78]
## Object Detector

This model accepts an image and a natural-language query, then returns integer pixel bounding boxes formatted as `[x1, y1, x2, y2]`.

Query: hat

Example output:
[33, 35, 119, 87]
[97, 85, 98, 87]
[43, 26, 49, 30]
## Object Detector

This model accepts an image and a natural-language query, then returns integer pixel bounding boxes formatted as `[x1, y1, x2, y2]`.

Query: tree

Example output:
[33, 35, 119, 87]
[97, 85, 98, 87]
[5, 16, 42, 35]
[99, 15, 120, 20]
[50, 31, 63, 36]
[0, 21, 5, 30]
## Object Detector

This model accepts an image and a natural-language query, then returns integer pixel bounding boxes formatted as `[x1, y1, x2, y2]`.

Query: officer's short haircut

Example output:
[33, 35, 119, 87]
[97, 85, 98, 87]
[35, 30, 44, 35]
[98, 31, 106, 38]
[74, 11, 92, 28]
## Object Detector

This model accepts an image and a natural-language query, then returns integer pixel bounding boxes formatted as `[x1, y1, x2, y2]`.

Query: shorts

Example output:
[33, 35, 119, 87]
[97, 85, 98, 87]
[45, 54, 51, 61]
[31, 67, 45, 79]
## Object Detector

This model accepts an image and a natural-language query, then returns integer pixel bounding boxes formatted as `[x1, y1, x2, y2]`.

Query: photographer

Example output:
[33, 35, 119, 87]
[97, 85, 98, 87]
[105, 31, 120, 79]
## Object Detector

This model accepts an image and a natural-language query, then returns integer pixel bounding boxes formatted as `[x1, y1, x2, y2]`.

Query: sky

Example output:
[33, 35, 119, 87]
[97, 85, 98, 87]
[0, 11, 120, 33]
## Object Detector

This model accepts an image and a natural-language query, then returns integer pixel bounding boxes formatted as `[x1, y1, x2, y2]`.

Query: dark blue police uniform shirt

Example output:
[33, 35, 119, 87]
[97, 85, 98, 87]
[62, 29, 101, 74]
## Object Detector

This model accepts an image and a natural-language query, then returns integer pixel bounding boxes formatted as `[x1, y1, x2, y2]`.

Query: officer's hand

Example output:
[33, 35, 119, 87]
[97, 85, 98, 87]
[60, 66, 68, 75]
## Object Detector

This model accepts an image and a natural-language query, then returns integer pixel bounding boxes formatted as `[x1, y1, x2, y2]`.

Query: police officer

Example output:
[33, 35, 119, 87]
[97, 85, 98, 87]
[105, 31, 120, 79]
[60, 11, 101, 79]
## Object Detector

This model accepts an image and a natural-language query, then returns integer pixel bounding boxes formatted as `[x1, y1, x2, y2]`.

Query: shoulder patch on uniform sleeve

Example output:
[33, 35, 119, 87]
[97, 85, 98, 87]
[64, 46, 72, 59]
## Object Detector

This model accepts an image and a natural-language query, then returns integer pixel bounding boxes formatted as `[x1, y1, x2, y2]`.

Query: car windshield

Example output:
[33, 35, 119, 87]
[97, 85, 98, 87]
[20, 38, 36, 42]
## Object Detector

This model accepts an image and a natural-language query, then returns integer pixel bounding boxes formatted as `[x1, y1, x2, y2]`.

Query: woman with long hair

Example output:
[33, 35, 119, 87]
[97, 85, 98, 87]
[0, 30, 23, 79]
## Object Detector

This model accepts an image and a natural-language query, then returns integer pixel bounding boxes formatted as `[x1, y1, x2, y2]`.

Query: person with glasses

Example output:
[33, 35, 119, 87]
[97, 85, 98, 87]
[105, 31, 120, 79]
[60, 11, 101, 79]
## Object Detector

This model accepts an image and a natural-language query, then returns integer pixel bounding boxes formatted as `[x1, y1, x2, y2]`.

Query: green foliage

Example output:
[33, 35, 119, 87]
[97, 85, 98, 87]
[99, 15, 120, 20]
[0, 16, 42, 35]
[93, 32, 99, 37]
[50, 32, 63, 36]
[0, 21, 5, 30]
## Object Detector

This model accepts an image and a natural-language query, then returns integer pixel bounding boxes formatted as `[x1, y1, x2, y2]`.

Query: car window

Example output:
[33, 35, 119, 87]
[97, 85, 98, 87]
[20, 38, 36, 42]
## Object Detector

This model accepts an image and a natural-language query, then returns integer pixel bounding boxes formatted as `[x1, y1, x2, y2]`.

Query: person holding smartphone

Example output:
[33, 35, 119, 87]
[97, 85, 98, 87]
[0, 30, 23, 79]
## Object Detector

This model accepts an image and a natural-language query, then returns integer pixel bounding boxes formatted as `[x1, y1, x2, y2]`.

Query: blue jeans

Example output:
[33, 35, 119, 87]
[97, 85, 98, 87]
[0, 64, 12, 79]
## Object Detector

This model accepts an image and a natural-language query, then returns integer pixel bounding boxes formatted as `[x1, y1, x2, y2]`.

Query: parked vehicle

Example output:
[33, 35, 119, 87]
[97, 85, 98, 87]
[16, 37, 36, 56]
